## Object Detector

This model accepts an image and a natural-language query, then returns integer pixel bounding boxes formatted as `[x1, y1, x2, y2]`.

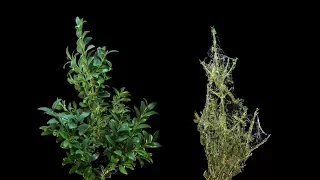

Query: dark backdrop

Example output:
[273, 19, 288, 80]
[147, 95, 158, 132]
[32, 6, 273, 180]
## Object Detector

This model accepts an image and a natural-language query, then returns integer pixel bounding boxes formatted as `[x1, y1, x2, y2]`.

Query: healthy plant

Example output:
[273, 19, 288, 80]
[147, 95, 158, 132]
[38, 17, 161, 180]
[193, 27, 271, 180]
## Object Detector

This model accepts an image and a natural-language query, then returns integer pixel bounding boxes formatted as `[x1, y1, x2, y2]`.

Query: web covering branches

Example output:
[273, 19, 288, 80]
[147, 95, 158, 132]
[193, 27, 270, 180]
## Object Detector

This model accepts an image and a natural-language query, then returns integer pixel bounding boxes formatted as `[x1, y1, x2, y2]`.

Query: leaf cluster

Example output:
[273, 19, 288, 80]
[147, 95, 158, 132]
[38, 17, 161, 180]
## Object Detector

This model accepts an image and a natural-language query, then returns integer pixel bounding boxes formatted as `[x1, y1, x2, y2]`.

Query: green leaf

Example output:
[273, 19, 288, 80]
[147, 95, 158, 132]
[56, 104, 64, 111]
[70, 136, 79, 140]
[41, 129, 53, 136]
[57, 113, 75, 120]
[126, 137, 133, 152]
[62, 157, 72, 166]
[98, 76, 104, 83]
[91, 153, 99, 161]
[145, 142, 161, 148]
[59, 131, 68, 139]
[153, 130, 159, 142]
[79, 55, 86, 67]
[98, 91, 110, 98]
[120, 91, 130, 98]
[62, 140, 70, 149]
[82, 139, 89, 148]
[132, 117, 138, 127]
[67, 102, 73, 111]
[81, 152, 92, 162]
[96, 47, 103, 58]
[104, 75, 111, 80]
[87, 56, 94, 65]
[108, 118, 116, 130]
[78, 74, 85, 81]
[72, 142, 81, 149]
[137, 157, 144, 167]
[140, 101, 146, 113]
[85, 74, 93, 81]
[113, 87, 120, 95]
[69, 164, 79, 174]
[78, 91, 85, 98]
[143, 111, 158, 117]
[147, 102, 157, 110]
[121, 98, 131, 102]
[148, 134, 153, 143]
[116, 135, 129, 142]
[107, 50, 119, 54]
[60, 119, 67, 127]
[128, 152, 135, 160]
[92, 73, 99, 78]
[82, 31, 89, 39]
[114, 150, 122, 156]
[38, 107, 52, 113]
[51, 128, 59, 135]
[135, 149, 148, 157]
[67, 78, 75, 84]
[47, 118, 59, 124]
[39, 126, 47, 130]
[141, 156, 153, 164]
[76, 46, 82, 53]
[78, 112, 90, 121]
[84, 37, 92, 46]
[74, 84, 81, 91]
[106, 135, 115, 147]
[76, 26, 81, 36]
[75, 150, 84, 154]
[101, 65, 111, 73]
[106, 60, 112, 68]
[134, 106, 140, 118]
[72, 101, 77, 109]
[68, 122, 77, 129]
[124, 162, 134, 170]
[142, 98, 148, 104]
[75, 17, 80, 25]
[132, 137, 140, 144]
[77, 123, 89, 132]
[111, 155, 119, 163]
[84, 166, 92, 179]
[66, 47, 72, 60]
[119, 123, 129, 132]
[110, 158, 119, 166]
[52, 98, 61, 110]
[142, 130, 149, 139]
[136, 124, 151, 129]
[86, 45, 95, 52]
[79, 102, 88, 107]
[93, 57, 101, 66]
[119, 165, 128, 175]
[111, 113, 120, 121]
[87, 48, 95, 57]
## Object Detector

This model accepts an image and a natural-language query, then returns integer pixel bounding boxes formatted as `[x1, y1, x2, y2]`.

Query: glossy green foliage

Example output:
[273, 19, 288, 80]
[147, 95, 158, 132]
[194, 27, 270, 180]
[38, 17, 161, 180]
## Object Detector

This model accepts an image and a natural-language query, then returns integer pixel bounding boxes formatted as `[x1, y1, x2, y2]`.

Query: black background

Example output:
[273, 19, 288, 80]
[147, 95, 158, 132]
[32, 5, 273, 180]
